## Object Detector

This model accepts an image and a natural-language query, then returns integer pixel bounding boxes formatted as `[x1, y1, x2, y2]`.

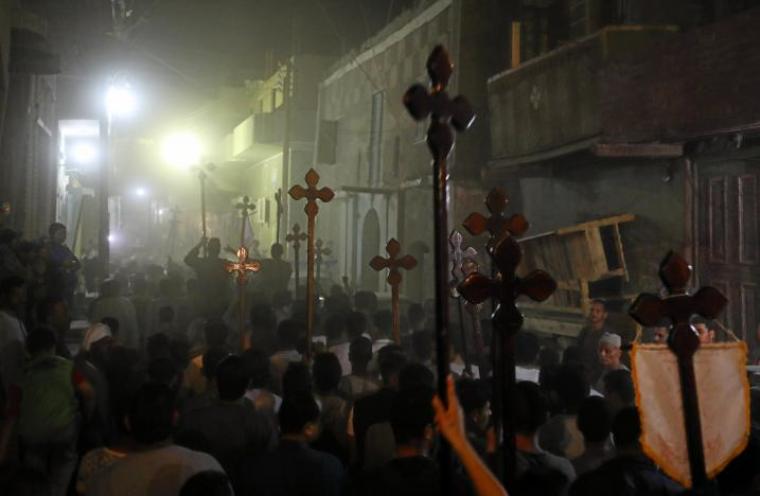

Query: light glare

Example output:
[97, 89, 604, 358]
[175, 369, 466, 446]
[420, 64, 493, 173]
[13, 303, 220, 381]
[69, 142, 98, 164]
[161, 132, 202, 169]
[106, 84, 137, 118]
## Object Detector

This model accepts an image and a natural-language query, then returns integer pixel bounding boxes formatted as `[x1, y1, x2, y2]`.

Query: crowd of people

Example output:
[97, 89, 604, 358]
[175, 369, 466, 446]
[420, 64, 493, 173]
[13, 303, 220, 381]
[0, 225, 759, 495]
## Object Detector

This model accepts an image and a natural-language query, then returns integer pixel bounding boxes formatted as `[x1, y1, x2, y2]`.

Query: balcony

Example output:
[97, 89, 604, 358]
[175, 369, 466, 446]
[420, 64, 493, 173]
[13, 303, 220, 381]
[226, 107, 285, 164]
[487, 25, 678, 169]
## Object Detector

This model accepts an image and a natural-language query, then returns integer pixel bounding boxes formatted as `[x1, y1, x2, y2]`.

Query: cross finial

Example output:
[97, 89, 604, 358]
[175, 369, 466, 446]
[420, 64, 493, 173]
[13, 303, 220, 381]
[236, 196, 256, 218]
[224, 246, 261, 285]
[288, 168, 335, 216]
[315, 239, 331, 262]
[286, 223, 307, 251]
[629, 251, 727, 357]
[463, 187, 529, 251]
[370, 239, 417, 344]
[403, 45, 476, 161]
[458, 237, 556, 332]
[449, 230, 478, 284]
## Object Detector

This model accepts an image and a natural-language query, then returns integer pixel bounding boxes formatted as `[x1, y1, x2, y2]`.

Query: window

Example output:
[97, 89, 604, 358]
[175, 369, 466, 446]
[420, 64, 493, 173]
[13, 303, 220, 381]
[317, 119, 338, 165]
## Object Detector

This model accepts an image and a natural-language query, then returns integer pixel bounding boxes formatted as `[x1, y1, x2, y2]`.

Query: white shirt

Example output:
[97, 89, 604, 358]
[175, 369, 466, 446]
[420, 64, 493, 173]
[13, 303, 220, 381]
[516, 365, 540, 384]
[86, 444, 223, 496]
[0, 309, 26, 392]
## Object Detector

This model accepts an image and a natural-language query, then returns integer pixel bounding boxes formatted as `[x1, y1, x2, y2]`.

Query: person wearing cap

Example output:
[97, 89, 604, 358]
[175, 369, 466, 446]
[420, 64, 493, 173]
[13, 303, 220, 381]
[75, 323, 115, 450]
[576, 299, 615, 386]
[594, 332, 629, 392]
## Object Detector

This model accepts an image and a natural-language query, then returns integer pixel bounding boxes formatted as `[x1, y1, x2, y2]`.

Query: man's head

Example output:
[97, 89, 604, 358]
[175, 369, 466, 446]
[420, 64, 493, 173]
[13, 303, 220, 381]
[270, 243, 284, 260]
[588, 299, 608, 330]
[0, 275, 26, 310]
[515, 332, 540, 367]
[577, 396, 612, 444]
[345, 311, 368, 340]
[691, 317, 715, 344]
[514, 381, 549, 436]
[373, 310, 393, 339]
[241, 349, 272, 389]
[127, 382, 176, 445]
[553, 364, 590, 414]
[390, 386, 435, 453]
[322, 313, 346, 345]
[411, 330, 433, 363]
[399, 362, 435, 391]
[598, 332, 622, 370]
[348, 336, 373, 372]
[215, 355, 248, 402]
[206, 237, 221, 257]
[204, 319, 230, 349]
[282, 362, 312, 398]
[100, 317, 120, 339]
[26, 327, 57, 356]
[603, 369, 635, 416]
[407, 303, 425, 331]
[458, 379, 491, 432]
[202, 348, 232, 381]
[354, 291, 378, 314]
[278, 394, 320, 441]
[276, 319, 305, 351]
[611, 406, 641, 452]
[313, 352, 342, 395]
[378, 348, 407, 388]
[158, 306, 175, 325]
[48, 222, 67, 244]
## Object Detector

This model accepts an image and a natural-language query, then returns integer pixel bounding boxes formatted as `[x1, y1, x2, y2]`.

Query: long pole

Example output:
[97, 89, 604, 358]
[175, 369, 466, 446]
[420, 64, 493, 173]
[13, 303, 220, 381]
[293, 246, 301, 299]
[432, 155, 451, 490]
[97, 112, 110, 282]
[305, 214, 316, 362]
[391, 282, 400, 345]
[199, 170, 207, 257]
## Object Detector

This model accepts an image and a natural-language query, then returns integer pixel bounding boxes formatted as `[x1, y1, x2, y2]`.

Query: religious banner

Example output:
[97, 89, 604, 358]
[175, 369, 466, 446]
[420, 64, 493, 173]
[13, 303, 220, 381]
[632, 341, 750, 488]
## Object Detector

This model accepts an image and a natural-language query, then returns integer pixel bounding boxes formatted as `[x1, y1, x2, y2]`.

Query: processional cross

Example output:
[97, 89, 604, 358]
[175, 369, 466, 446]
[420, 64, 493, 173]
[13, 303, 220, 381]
[458, 188, 557, 485]
[403, 44, 475, 491]
[629, 252, 727, 491]
[236, 196, 256, 248]
[449, 230, 478, 375]
[289, 168, 334, 361]
[224, 246, 262, 351]
[286, 223, 307, 299]
[315, 239, 331, 297]
[370, 239, 417, 345]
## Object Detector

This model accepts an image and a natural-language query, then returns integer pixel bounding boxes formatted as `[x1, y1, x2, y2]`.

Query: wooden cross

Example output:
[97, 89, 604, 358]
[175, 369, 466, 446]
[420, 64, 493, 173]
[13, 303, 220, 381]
[458, 191, 557, 485]
[404, 45, 475, 492]
[463, 187, 529, 253]
[236, 195, 256, 248]
[286, 223, 307, 299]
[629, 251, 727, 490]
[449, 230, 478, 374]
[288, 168, 334, 361]
[315, 238, 331, 297]
[224, 246, 262, 350]
[370, 239, 417, 345]
[198, 169, 208, 257]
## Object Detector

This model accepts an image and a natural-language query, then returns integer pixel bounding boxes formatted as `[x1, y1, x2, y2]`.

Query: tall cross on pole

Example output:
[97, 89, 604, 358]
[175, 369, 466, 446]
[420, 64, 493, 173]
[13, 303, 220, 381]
[458, 189, 557, 486]
[198, 169, 208, 257]
[288, 168, 334, 361]
[403, 44, 475, 490]
[224, 246, 262, 351]
[449, 230, 478, 375]
[315, 238, 331, 297]
[286, 223, 307, 299]
[629, 252, 727, 491]
[370, 238, 417, 345]
[236, 196, 256, 248]
[274, 188, 284, 245]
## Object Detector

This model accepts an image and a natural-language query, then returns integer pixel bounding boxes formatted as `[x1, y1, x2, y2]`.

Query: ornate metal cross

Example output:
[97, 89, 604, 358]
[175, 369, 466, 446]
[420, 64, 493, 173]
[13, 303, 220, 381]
[449, 230, 478, 374]
[224, 246, 262, 350]
[629, 252, 727, 490]
[236, 195, 256, 248]
[289, 168, 334, 361]
[315, 238, 331, 297]
[274, 188, 283, 244]
[370, 239, 417, 345]
[404, 45, 475, 491]
[286, 223, 307, 299]
[458, 189, 556, 485]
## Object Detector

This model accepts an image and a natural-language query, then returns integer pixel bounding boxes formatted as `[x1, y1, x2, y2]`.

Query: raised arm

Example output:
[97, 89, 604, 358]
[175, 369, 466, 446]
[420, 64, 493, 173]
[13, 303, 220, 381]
[432, 375, 508, 496]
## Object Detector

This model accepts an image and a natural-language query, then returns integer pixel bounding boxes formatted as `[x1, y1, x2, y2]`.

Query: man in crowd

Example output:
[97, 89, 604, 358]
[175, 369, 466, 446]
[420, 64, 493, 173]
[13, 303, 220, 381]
[184, 237, 230, 317]
[576, 299, 613, 382]
[0, 276, 27, 398]
[595, 333, 629, 392]
[46, 223, 80, 305]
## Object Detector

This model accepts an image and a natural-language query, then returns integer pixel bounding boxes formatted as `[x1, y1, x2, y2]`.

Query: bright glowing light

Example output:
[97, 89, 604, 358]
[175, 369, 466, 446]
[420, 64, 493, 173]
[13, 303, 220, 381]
[107, 233, 117, 244]
[161, 132, 202, 169]
[158, 208, 166, 216]
[69, 142, 99, 164]
[106, 83, 137, 118]
[135, 187, 147, 197]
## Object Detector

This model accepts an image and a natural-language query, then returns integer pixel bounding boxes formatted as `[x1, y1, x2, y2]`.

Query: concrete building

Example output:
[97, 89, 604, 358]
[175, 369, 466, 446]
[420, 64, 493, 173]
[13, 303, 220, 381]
[486, 2, 760, 349]
[311, 0, 511, 300]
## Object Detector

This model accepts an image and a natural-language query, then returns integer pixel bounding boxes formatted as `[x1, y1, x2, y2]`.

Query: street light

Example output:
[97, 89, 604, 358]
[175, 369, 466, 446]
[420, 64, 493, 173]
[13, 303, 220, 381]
[161, 132, 202, 169]
[69, 141, 99, 165]
[106, 83, 137, 120]
[134, 186, 148, 198]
